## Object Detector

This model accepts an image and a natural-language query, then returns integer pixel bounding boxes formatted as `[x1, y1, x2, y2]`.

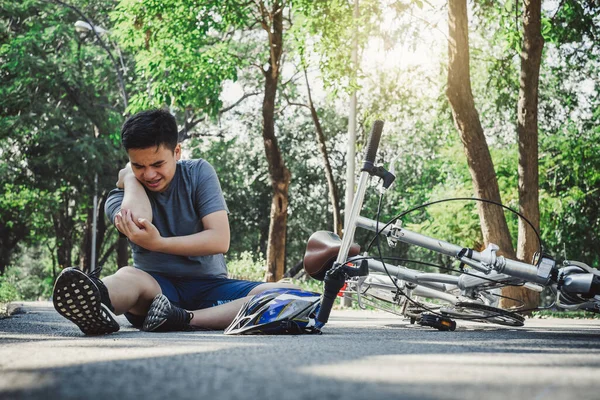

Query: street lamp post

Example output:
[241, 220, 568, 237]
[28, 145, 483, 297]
[91, 173, 98, 272]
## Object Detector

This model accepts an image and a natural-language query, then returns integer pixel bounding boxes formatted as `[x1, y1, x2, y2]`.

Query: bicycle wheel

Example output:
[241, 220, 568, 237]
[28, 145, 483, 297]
[441, 302, 525, 327]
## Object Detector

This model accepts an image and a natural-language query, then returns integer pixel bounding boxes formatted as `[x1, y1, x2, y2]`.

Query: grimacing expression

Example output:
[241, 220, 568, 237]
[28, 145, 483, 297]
[128, 144, 181, 192]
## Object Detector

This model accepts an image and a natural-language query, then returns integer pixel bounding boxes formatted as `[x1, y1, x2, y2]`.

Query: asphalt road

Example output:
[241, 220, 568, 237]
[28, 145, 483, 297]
[1, 301, 599, 400]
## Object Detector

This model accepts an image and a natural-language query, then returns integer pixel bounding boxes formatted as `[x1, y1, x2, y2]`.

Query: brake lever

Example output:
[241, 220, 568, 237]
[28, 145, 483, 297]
[343, 259, 370, 278]
[362, 165, 396, 189]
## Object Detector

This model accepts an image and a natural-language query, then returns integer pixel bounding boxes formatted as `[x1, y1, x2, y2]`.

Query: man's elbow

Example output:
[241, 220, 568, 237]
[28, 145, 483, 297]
[219, 238, 230, 254]
[120, 205, 152, 222]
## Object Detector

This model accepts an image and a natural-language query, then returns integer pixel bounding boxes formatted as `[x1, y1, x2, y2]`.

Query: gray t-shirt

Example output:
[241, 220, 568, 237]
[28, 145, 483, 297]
[105, 159, 229, 278]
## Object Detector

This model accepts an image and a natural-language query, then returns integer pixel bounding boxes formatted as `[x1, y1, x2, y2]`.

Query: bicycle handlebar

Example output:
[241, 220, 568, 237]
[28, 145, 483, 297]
[364, 120, 384, 165]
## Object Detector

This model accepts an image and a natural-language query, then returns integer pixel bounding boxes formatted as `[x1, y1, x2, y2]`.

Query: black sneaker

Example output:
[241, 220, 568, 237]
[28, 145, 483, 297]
[53, 268, 120, 335]
[142, 294, 193, 332]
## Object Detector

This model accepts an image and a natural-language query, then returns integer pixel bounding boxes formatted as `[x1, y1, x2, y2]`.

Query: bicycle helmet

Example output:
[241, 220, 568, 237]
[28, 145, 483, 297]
[224, 288, 322, 335]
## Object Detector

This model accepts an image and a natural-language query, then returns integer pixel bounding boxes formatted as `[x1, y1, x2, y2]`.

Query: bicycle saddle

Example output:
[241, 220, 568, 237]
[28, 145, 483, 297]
[303, 231, 361, 281]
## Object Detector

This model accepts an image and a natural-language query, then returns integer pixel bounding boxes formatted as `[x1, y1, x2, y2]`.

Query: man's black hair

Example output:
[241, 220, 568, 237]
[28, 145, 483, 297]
[121, 109, 179, 152]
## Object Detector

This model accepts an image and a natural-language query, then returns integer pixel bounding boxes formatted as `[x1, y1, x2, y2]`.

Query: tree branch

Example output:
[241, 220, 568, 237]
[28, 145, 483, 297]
[97, 240, 118, 269]
[179, 91, 261, 141]
[551, 0, 566, 22]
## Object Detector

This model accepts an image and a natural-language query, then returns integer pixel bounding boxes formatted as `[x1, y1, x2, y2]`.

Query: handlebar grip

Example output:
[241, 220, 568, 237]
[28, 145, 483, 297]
[364, 120, 384, 164]
[316, 288, 338, 326]
[316, 270, 346, 327]
[562, 272, 600, 296]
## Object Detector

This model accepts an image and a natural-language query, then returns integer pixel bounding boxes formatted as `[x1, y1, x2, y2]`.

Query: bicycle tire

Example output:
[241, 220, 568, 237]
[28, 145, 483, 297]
[442, 302, 525, 327]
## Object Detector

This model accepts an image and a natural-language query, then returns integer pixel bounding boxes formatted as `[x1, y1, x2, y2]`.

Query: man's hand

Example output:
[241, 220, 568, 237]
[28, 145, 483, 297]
[116, 163, 134, 189]
[115, 209, 164, 252]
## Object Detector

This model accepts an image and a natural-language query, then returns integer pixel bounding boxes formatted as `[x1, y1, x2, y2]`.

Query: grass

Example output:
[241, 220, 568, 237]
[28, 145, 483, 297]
[531, 309, 600, 319]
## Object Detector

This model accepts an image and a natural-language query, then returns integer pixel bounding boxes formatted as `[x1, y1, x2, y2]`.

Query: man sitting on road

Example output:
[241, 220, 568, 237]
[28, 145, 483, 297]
[53, 109, 296, 335]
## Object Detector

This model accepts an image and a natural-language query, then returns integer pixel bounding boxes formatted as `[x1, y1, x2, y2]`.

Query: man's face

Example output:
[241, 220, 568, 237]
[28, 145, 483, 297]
[127, 144, 181, 192]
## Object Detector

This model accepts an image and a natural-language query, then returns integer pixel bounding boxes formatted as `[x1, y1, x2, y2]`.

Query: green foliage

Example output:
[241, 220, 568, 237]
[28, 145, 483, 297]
[226, 251, 267, 281]
[472, 0, 600, 146]
[545, 0, 600, 51]
[225, 251, 324, 294]
[0, 0, 126, 271]
[293, 0, 404, 95]
[539, 128, 600, 265]
[1, 244, 54, 301]
[291, 0, 357, 93]
[289, 277, 323, 294]
[532, 310, 600, 319]
[0, 274, 18, 303]
[0, 184, 52, 267]
[112, 0, 251, 115]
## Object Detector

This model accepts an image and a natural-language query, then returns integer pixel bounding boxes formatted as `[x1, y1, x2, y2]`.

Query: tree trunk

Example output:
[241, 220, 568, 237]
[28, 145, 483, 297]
[304, 68, 343, 237]
[260, 1, 290, 282]
[0, 247, 12, 276]
[53, 213, 74, 270]
[117, 237, 129, 268]
[52, 190, 76, 270]
[47, 242, 58, 280]
[0, 225, 27, 275]
[446, 0, 516, 259]
[79, 207, 93, 273]
[503, 0, 544, 310]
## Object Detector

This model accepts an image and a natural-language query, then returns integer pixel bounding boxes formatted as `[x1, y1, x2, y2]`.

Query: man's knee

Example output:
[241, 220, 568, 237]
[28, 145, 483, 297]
[106, 267, 161, 316]
[111, 267, 161, 292]
[114, 266, 138, 278]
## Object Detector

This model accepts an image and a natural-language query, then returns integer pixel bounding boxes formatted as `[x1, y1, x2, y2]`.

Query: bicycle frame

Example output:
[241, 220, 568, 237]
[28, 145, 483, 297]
[356, 216, 554, 286]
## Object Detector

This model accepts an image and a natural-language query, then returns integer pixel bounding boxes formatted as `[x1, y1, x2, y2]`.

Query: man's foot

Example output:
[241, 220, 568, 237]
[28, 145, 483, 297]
[53, 268, 120, 335]
[142, 294, 193, 332]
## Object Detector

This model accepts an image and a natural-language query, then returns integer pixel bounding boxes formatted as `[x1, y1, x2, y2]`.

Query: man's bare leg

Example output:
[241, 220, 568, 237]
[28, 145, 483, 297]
[189, 282, 300, 330]
[248, 282, 299, 296]
[102, 266, 162, 315]
[188, 296, 250, 330]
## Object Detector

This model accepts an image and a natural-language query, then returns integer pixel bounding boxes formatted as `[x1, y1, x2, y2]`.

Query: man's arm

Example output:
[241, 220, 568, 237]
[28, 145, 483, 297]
[116, 164, 152, 223]
[117, 209, 230, 256]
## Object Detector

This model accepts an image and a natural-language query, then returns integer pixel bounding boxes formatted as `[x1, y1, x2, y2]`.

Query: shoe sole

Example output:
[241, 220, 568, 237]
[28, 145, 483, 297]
[53, 268, 120, 335]
[142, 294, 170, 332]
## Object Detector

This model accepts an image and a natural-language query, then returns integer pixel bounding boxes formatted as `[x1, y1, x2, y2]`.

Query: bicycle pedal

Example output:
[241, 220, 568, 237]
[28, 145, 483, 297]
[418, 313, 456, 331]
